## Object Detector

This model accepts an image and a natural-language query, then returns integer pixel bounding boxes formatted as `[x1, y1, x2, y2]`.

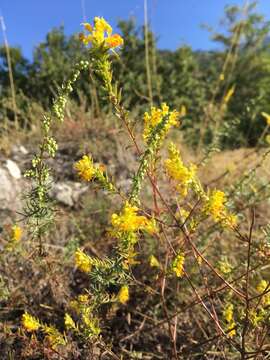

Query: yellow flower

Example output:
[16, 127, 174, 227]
[227, 321, 236, 337]
[106, 34, 124, 48]
[206, 190, 226, 222]
[43, 325, 66, 348]
[257, 280, 270, 306]
[249, 308, 266, 327]
[82, 22, 93, 32]
[79, 33, 92, 45]
[223, 303, 234, 323]
[143, 104, 179, 142]
[162, 103, 169, 116]
[172, 253, 185, 278]
[219, 73, 225, 81]
[122, 248, 140, 269]
[118, 285, 129, 304]
[257, 279, 268, 293]
[223, 304, 236, 337]
[168, 110, 179, 126]
[111, 202, 155, 234]
[74, 155, 96, 182]
[92, 28, 105, 44]
[22, 312, 40, 332]
[205, 190, 237, 227]
[78, 294, 89, 303]
[144, 218, 157, 235]
[94, 17, 112, 35]
[64, 313, 76, 330]
[82, 313, 101, 335]
[218, 258, 232, 274]
[149, 255, 160, 268]
[12, 224, 22, 242]
[262, 112, 270, 126]
[143, 107, 163, 140]
[79, 17, 123, 49]
[75, 249, 92, 273]
[164, 143, 196, 197]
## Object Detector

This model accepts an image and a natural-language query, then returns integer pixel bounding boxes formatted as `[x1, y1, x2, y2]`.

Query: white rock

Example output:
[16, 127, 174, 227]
[50, 182, 88, 207]
[0, 168, 13, 204]
[11, 144, 28, 155]
[0, 167, 22, 210]
[5, 160, 21, 179]
[51, 183, 74, 207]
[72, 182, 88, 203]
[18, 145, 28, 155]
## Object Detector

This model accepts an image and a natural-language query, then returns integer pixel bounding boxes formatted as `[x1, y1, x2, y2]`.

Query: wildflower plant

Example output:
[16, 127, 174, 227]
[21, 312, 66, 349]
[23, 59, 89, 245]
[18, 16, 270, 359]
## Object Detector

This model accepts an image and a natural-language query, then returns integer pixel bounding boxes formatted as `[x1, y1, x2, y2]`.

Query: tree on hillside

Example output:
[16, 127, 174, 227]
[209, 2, 270, 148]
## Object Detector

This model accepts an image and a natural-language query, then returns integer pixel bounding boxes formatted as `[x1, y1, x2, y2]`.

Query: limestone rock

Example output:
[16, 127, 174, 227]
[0, 166, 22, 211]
[50, 182, 88, 207]
[5, 159, 21, 179]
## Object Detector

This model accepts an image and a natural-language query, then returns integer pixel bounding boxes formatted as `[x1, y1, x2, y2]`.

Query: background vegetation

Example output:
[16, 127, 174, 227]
[1, 3, 270, 149]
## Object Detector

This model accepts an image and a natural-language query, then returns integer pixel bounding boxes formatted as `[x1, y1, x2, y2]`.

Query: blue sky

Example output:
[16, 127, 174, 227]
[0, 0, 269, 59]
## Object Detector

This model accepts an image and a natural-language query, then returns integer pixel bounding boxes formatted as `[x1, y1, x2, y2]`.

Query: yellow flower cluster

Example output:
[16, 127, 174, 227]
[22, 312, 40, 332]
[74, 155, 115, 193]
[43, 325, 66, 348]
[143, 103, 179, 142]
[106, 34, 124, 48]
[206, 190, 226, 221]
[172, 253, 185, 278]
[74, 155, 96, 182]
[205, 190, 237, 227]
[223, 303, 236, 337]
[12, 224, 22, 242]
[82, 313, 101, 336]
[218, 258, 233, 275]
[70, 294, 89, 313]
[22, 313, 66, 348]
[249, 308, 266, 327]
[5, 224, 23, 251]
[257, 280, 270, 306]
[111, 202, 156, 235]
[164, 143, 196, 197]
[111, 202, 156, 268]
[75, 249, 92, 273]
[223, 303, 234, 323]
[118, 285, 129, 304]
[79, 17, 123, 49]
[78, 294, 89, 303]
[64, 313, 77, 330]
[70, 294, 100, 336]
[149, 255, 160, 268]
